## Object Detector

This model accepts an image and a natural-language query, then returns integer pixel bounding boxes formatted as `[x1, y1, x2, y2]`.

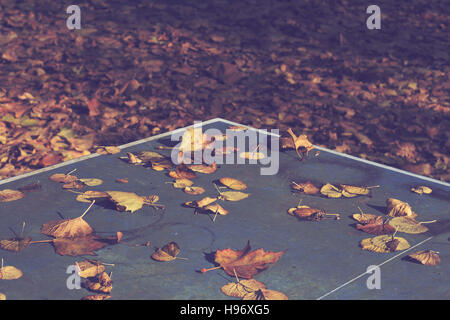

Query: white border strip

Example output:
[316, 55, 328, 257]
[1, 118, 449, 187]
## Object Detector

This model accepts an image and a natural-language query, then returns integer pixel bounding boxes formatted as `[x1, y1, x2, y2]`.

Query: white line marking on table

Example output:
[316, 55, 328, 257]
[316, 236, 434, 300]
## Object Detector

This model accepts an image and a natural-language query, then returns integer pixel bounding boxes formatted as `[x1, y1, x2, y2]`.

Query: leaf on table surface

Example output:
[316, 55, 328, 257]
[96, 146, 121, 155]
[0, 189, 25, 202]
[81, 294, 111, 300]
[183, 186, 205, 195]
[0, 237, 32, 252]
[290, 181, 319, 195]
[407, 250, 440, 266]
[151, 242, 183, 262]
[41, 202, 94, 238]
[352, 212, 380, 225]
[106, 191, 144, 213]
[75, 191, 109, 203]
[339, 184, 372, 197]
[0, 265, 23, 280]
[169, 164, 197, 179]
[52, 233, 120, 256]
[218, 191, 250, 202]
[115, 178, 128, 184]
[320, 183, 342, 198]
[387, 217, 430, 234]
[411, 186, 432, 195]
[360, 235, 410, 253]
[242, 289, 288, 300]
[185, 197, 217, 208]
[203, 203, 229, 216]
[202, 241, 284, 279]
[221, 279, 266, 298]
[78, 178, 103, 187]
[188, 162, 217, 174]
[288, 205, 340, 221]
[0, 292, 5, 300]
[75, 260, 106, 278]
[356, 217, 396, 235]
[62, 180, 85, 189]
[172, 178, 194, 189]
[219, 177, 247, 190]
[179, 127, 212, 153]
[49, 173, 78, 183]
[286, 128, 314, 160]
[84, 272, 113, 293]
[124, 152, 143, 164]
[386, 198, 418, 218]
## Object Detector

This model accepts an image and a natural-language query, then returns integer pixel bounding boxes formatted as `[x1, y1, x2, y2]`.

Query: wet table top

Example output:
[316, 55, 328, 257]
[0, 118, 448, 300]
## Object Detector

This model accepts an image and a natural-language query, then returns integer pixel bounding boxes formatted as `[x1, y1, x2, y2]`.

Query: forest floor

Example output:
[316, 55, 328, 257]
[0, 0, 449, 181]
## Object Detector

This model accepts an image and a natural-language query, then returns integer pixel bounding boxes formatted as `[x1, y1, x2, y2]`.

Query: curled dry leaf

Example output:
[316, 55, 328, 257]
[0, 265, 23, 280]
[288, 205, 340, 221]
[203, 203, 229, 216]
[407, 250, 440, 266]
[62, 180, 85, 189]
[186, 197, 217, 208]
[360, 235, 410, 253]
[0, 237, 32, 252]
[356, 217, 396, 235]
[221, 279, 266, 298]
[242, 289, 288, 300]
[169, 164, 197, 179]
[320, 183, 342, 198]
[386, 198, 418, 219]
[290, 181, 319, 195]
[218, 191, 250, 202]
[125, 152, 143, 164]
[96, 146, 121, 155]
[173, 179, 194, 189]
[339, 184, 371, 197]
[388, 217, 430, 234]
[76, 260, 106, 278]
[84, 272, 112, 293]
[188, 162, 217, 174]
[81, 294, 111, 300]
[411, 186, 432, 195]
[352, 212, 380, 225]
[183, 186, 205, 195]
[49, 173, 78, 183]
[0, 189, 25, 202]
[286, 128, 314, 160]
[151, 242, 183, 262]
[219, 177, 247, 190]
[201, 241, 284, 279]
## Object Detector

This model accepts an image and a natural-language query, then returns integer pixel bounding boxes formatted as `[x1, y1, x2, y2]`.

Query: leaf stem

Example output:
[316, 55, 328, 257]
[80, 200, 95, 219]
[200, 266, 221, 273]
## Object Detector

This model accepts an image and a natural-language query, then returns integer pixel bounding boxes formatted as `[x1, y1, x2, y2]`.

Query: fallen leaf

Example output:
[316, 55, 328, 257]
[407, 250, 440, 266]
[115, 178, 128, 184]
[288, 205, 340, 221]
[169, 164, 197, 179]
[218, 191, 250, 202]
[411, 186, 432, 195]
[75, 260, 106, 278]
[386, 198, 418, 219]
[290, 181, 319, 195]
[188, 162, 217, 174]
[352, 212, 380, 224]
[0, 189, 25, 202]
[340, 184, 372, 197]
[203, 203, 229, 216]
[78, 178, 103, 187]
[0, 293, 5, 300]
[356, 217, 396, 235]
[41, 202, 94, 238]
[49, 173, 78, 183]
[201, 241, 284, 279]
[0, 265, 23, 280]
[151, 242, 184, 261]
[219, 177, 247, 190]
[106, 191, 144, 213]
[360, 235, 410, 253]
[84, 272, 112, 293]
[186, 197, 217, 208]
[81, 294, 111, 300]
[242, 289, 288, 300]
[172, 179, 194, 189]
[387, 217, 430, 234]
[96, 146, 121, 155]
[320, 183, 342, 198]
[183, 186, 205, 195]
[221, 279, 266, 298]
[52, 234, 119, 256]
[0, 237, 32, 252]
[286, 128, 314, 160]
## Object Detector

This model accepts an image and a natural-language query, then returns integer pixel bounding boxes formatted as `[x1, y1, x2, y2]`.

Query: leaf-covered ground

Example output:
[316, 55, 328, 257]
[0, 0, 449, 181]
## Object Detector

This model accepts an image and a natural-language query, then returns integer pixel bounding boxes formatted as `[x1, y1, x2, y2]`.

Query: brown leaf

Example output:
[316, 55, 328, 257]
[221, 279, 266, 298]
[0, 237, 32, 252]
[52, 234, 119, 256]
[96, 146, 121, 155]
[219, 177, 247, 190]
[242, 289, 288, 300]
[41, 206, 94, 239]
[188, 162, 217, 174]
[83, 272, 112, 293]
[81, 294, 111, 300]
[169, 164, 197, 179]
[286, 128, 314, 160]
[356, 217, 396, 235]
[151, 242, 182, 262]
[75, 260, 106, 278]
[386, 198, 418, 219]
[407, 250, 440, 266]
[0, 265, 23, 280]
[202, 241, 284, 279]
[0, 189, 25, 202]
[49, 173, 78, 183]
[290, 181, 319, 195]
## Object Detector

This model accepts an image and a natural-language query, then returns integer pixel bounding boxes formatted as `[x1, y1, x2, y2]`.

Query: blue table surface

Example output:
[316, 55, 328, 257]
[0, 119, 448, 300]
